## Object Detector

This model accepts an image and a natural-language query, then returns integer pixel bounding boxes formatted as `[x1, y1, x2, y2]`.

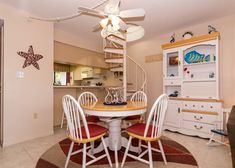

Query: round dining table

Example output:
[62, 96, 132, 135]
[82, 101, 147, 168]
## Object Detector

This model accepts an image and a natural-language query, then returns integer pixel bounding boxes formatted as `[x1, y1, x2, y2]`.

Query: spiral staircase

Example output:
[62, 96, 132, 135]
[103, 34, 147, 100]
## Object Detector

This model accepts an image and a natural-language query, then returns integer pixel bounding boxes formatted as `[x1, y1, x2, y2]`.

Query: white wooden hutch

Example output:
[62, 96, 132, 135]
[162, 32, 223, 138]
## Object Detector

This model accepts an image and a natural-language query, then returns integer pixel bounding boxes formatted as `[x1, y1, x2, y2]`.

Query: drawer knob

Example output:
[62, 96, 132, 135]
[194, 116, 203, 120]
[201, 105, 204, 108]
[210, 106, 213, 108]
[193, 105, 195, 107]
[194, 125, 203, 130]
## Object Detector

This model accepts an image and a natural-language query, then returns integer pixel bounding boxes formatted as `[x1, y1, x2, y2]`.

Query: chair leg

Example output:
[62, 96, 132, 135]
[61, 112, 65, 128]
[138, 140, 142, 154]
[121, 136, 133, 168]
[82, 143, 87, 168]
[148, 142, 153, 168]
[114, 142, 119, 168]
[65, 141, 74, 168]
[207, 133, 215, 145]
[90, 142, 94, 155]
[158, 140, 167, 165]
[101, 137, 113, 167]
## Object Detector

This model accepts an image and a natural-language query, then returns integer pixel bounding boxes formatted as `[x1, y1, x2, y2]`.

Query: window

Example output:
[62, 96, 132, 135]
[54, 72, 67, 85]
[53, 63, 70, 86]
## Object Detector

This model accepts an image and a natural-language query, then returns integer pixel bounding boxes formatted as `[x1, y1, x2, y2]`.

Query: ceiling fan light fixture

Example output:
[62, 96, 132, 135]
[110, 15, 120, 26]
[100, 18, 109, 28]
[112, 24, 120, 31]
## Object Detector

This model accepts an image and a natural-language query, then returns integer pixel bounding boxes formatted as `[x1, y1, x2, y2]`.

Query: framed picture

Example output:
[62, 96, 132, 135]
[169, 56, 179, 65]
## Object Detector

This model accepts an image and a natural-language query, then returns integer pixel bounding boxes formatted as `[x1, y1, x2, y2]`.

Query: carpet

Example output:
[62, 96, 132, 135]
[36, 136, 198, 168]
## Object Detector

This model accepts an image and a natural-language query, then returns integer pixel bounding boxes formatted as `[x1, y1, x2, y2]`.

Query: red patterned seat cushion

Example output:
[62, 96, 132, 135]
[86, 116, 100, 123]
[124, 115, 141, 121]
[80, 124, 108, 139]
[126, 123, 155, 138]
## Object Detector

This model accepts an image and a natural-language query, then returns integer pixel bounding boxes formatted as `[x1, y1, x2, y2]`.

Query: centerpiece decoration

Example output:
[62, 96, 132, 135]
[104, 87, 127, 105]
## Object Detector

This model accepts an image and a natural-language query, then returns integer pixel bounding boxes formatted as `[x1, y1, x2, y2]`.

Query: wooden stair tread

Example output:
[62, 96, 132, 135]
[105, 47, 124, 50]
[127, 90, 137, 93]
[106, 34, 125, 41]
[109, 65, 123, 69]
[105, 56, 123, 60]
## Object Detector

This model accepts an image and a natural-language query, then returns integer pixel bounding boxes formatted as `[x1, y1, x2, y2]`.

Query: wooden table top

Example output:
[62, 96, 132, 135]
[82, 101, 147, 112]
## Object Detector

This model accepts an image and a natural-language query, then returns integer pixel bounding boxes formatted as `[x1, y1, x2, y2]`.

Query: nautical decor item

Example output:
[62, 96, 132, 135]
[170, 33, 175, 43]
[169, 56, 179, 65]
[182, 31, 193, 40]
[184, 51, 215, 64]
[17, 45, 43, 70]
[104, 87, 126, 105]
[208, 25, 217, 34]
[169, 91, 179, 97]
[209, 72, 215, 78]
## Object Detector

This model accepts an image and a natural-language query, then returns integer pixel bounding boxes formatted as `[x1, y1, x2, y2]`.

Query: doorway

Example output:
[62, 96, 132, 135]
[0, 20, 4, 146]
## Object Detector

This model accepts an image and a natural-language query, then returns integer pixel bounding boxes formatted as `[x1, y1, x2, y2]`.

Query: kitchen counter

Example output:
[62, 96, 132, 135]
[53, 85, 106, 88]
[53, 85, 115, 127]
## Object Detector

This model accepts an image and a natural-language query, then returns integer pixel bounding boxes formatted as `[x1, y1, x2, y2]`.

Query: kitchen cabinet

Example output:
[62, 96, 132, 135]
[81, 67, 93, 78]
[164, 100, 181, 128]
[72, 66, 82, 80]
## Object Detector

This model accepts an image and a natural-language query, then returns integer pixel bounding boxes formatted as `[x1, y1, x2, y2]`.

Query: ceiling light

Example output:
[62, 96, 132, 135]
[100, 18, 109, 28]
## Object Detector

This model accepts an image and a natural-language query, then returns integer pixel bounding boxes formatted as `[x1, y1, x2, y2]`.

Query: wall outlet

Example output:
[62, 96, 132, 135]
[33, 113, 38, 119]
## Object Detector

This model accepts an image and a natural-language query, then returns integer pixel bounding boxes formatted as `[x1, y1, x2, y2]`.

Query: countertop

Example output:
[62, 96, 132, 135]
[53, 85, 106, 88]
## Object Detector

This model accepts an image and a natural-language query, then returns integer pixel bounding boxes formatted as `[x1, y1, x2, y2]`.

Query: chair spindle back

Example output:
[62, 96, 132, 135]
[130, 91, 147, 105]
[62, 95, 90, 140]
[78, 92, 98, 106]
[144, 94, 168, 139]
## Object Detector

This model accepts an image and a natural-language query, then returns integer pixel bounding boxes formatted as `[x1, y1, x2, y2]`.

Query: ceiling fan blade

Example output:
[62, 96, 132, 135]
[113, 0, 121, 12]
[104, 0, 120, 14]
[78, 6, 105, 17]
[92, 24, 101, 32]
[119, 8, 145, 18]
[119, 18, 128, 30]
[126, 25, 145, 42]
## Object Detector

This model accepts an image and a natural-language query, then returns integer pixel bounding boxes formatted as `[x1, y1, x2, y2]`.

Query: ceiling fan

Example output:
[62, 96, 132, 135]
[30, 0, 145, 41]
[78, 0, 145, 32]
[78, 0, 145, 41]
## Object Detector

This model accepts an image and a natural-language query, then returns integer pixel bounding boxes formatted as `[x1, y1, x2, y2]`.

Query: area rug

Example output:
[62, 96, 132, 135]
[36, 136, 198, 168]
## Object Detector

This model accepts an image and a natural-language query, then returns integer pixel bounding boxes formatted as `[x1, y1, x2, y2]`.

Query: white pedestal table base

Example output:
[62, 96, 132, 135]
[91, 118, 140, 168]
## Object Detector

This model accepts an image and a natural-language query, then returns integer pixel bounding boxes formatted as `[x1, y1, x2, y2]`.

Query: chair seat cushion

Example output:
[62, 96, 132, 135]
[124, 115, 141, 121]
[211, 129, 228, 136]
[126, 123, 155, 138]
[81, 124, 108, 139]
[86, 116, 100, 123]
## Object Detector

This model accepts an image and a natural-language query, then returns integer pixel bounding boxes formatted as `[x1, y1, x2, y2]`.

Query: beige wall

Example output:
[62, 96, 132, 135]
[54, 29, 103, 53]
[54, 41, 107, 68]
[0, 4, 54, 146]
[128, 15, 235, 108]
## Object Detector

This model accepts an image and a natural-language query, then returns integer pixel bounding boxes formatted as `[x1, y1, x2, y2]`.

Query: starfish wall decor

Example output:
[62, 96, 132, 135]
[17, 45, 43, 70]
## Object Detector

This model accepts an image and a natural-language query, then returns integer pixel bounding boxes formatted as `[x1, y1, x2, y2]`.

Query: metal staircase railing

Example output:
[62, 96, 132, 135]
[126, 55, 147, 94]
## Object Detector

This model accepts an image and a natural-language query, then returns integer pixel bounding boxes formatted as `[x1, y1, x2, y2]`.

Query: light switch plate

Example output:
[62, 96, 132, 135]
[16, 71, 24, 78]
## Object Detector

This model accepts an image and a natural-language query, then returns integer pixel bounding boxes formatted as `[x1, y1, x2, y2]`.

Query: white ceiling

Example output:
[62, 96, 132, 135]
[1, 0, 235, 51]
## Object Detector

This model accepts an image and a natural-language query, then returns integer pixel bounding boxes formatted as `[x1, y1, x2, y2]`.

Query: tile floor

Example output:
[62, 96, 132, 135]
[0, 127, 232, 168]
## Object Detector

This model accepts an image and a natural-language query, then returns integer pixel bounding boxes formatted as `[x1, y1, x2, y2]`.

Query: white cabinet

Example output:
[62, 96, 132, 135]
[72, 66, 82, 80]
[81, 67, 93, 79]
[162, 33, 222, 138]
[163, 48, 183, 80]
[72, 66, 96, 80]
[164, 100, 181, 128]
